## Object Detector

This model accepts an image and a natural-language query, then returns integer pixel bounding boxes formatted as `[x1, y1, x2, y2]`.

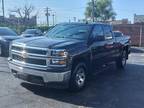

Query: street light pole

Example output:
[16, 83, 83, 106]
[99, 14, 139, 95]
[73, 17, 76, 22]
[140, 25, 142, 47]
[52, 13, 55, 26]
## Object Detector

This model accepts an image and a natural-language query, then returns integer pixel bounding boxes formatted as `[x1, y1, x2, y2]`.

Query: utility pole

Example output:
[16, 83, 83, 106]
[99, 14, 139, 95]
[1, 0, 5, 20]
[45, 7, 51, 27]
[69, 19, 71, 23]
[140, 25, 142, 47]
[54, 13, 57, 25]
[92, 0, 95, 22]
[73, 17, 76, 22]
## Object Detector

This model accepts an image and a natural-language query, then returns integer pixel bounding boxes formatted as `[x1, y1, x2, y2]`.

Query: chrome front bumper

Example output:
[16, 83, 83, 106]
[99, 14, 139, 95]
[8, 61, 71, 84]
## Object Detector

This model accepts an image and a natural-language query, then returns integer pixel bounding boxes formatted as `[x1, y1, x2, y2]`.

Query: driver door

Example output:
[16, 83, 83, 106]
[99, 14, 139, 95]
[90, 24, 107, 69]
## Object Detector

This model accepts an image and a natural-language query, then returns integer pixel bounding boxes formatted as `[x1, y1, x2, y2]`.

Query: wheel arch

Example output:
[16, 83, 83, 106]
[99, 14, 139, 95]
[123, 45, 129, 59]
[71, 54, 91, 74]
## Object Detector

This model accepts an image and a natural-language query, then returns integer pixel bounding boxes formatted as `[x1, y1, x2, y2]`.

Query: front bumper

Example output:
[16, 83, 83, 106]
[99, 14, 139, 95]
[8, 61, 71, 85]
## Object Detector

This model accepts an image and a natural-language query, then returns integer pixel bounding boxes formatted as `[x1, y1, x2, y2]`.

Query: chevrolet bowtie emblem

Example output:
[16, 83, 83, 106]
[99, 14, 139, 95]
[21, 51, 28, 58]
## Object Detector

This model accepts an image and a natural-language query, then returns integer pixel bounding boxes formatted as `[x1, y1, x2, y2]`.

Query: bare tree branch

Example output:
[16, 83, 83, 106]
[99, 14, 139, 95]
[10, 4, 36, 19]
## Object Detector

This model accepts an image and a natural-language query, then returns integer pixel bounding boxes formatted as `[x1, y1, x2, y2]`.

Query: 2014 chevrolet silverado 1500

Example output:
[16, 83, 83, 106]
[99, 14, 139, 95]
[8, 23, 131, 91]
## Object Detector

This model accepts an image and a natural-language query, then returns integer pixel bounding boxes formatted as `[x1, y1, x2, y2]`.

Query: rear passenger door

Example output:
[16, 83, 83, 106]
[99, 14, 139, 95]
[103, 25, 115, 62]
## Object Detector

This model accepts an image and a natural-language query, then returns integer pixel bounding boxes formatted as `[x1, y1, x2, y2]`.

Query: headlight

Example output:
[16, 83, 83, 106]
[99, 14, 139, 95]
[51, 58, 67, 66]
[50, 49, 68, 67]
[51, 49, 68, 57]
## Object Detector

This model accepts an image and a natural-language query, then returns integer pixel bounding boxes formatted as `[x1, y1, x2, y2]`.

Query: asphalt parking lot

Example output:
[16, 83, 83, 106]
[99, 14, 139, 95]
[0, 47, 144, 108]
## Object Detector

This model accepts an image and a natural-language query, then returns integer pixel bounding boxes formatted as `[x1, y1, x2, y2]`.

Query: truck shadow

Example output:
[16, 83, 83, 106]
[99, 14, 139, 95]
[131, 47, 144, 53]
[21, 63, 144, 108]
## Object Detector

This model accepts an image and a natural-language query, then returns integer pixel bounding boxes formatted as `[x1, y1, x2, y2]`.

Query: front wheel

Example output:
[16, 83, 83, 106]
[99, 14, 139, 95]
[116, 50, 127, 69]
[69, 62, 87, 92]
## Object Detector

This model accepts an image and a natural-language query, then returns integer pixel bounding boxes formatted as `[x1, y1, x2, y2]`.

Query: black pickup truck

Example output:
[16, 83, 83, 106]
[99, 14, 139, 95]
[8, 23, 131, 91]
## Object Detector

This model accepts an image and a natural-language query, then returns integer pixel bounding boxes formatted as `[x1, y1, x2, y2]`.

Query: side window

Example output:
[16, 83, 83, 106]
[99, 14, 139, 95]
[103, 25, 113, 40]
[92, 25, 104, 41]
[36, 30, 42, 35]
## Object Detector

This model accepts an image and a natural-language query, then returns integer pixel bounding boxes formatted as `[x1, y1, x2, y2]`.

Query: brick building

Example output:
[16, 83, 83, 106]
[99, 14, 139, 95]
[113, 24, 144, 47]
[110, 19, 131, 25]
[134, 14, 144, 24]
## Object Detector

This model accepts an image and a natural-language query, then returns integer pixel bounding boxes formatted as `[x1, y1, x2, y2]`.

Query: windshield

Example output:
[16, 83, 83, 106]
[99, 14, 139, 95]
[114, 32, 123, 37]
[0, 28, 17, 36]
[23, 29, 37, 34]
[45, 24, 92, 40]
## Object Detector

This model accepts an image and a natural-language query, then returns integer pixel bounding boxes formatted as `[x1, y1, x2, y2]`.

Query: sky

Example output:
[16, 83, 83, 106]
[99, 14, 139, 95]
[0, 0, 144, 24]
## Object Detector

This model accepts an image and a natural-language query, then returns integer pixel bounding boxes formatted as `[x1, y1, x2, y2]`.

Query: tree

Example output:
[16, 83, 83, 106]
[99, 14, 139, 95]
[85, 0, 116, 22]
[9, 5, 38, 33]
[10, 4, 38, 20]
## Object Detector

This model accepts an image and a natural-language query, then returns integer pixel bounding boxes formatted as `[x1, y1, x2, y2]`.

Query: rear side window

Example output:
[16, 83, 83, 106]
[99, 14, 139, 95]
[103, 25, 113, 40]
[92, 25, 104, 38]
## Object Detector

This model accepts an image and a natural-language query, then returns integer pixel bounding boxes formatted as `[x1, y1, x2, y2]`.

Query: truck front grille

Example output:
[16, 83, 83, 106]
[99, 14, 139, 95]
[10, 43, 49, 69]
[12, 54, 47, 66]
[11, 46, 47, 55]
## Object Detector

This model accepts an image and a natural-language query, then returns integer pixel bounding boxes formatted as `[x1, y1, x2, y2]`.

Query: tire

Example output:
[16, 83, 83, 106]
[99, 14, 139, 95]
[0, 45, 5, 57]
[69, 62, 87, 92]
[116, 50, 127, 69]
[1, 48, 6, 57]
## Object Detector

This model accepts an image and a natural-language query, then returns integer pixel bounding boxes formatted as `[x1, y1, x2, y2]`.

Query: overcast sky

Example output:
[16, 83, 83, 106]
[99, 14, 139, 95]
[1, 0, 144, 24]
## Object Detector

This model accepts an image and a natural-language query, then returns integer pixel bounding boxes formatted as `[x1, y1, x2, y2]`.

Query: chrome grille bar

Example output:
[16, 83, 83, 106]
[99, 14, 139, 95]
[10, 43, 50, 69]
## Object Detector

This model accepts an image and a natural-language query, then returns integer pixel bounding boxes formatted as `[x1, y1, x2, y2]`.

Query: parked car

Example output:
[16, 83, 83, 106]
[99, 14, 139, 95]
[21, 29, 43, 37]
[0, 27, 20, 57]
[113, 31, 131, 48]
[113, 31, 130, 38]
[113, 31, 124, 37]
[8, 23, 131, 91]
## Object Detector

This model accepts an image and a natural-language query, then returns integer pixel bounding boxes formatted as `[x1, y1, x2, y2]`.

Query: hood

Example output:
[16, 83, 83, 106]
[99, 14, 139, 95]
[13, 37, 87, 50]
[1, 36, 21, 41]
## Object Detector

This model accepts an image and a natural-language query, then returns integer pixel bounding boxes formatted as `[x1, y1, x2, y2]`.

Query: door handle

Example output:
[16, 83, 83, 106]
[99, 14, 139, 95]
[105, 44, 114, 49]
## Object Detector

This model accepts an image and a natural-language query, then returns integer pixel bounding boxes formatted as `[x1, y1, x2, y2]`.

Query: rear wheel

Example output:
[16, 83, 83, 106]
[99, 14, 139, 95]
[69, 62, 87, 92]
[116, 50, 127, 69]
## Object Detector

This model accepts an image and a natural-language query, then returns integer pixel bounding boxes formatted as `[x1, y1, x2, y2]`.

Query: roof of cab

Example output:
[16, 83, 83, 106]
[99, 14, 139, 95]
[58, 22, 111, 26]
